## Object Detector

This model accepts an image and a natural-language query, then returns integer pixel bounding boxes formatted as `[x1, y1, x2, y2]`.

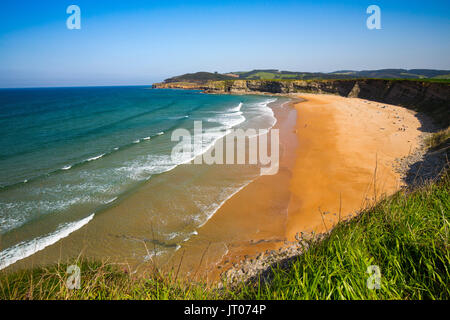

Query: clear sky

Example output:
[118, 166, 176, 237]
[0, 0, 449, 87]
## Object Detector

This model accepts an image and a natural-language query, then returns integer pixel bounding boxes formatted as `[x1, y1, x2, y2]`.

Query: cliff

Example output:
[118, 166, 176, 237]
[152, 79, 450, 126]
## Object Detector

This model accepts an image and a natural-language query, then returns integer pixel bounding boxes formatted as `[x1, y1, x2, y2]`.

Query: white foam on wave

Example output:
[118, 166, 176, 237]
[117, 154, 179, 181]
[0, 193, 99, 234]
[116, 102, 247, 183]
[105, 197, 118, 204]
[243, 98, 278, 131]
[87, 154, 105, 162]
[142, 137, 151, 141]
[229, 102, 243, 112]
[0, 214, 95, 270]
[61, 165, 72, 170]
[206, 102, 244, 125]
[156, 131, 164, 135]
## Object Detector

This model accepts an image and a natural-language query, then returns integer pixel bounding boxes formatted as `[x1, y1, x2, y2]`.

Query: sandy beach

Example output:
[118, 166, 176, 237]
[286, 93, 422, 239]
[173, 92, 423, 282]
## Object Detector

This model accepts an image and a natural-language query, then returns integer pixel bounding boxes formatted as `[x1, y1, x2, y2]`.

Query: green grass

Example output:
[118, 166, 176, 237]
[0, 260, 220, 300]
[1, 172, 448, 300]
[432, 74, 450, 80]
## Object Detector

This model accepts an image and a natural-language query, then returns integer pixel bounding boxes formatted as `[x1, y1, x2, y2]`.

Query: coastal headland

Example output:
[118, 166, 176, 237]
[152, 79, 449, 127]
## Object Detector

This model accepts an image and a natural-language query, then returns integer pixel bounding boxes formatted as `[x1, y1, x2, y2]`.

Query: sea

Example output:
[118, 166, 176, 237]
[0, 86, 283, 270]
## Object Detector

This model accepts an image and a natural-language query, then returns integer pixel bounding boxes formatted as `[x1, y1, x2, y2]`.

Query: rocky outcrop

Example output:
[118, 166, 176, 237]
[153, 79, 450, 126]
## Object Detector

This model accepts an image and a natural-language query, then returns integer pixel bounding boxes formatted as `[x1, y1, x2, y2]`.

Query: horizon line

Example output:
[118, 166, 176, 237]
[0, 84, 155, 90]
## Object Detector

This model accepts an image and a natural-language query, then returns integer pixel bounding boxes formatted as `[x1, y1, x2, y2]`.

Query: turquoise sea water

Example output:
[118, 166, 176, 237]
[0, 86, 278, 269]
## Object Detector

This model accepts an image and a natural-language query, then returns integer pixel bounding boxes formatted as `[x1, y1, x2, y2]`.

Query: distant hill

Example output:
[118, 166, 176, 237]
[164, 72, 236, 83]
[161, 69, 450, 83]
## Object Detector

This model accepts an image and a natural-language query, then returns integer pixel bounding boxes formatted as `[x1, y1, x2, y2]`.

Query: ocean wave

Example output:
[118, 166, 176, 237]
[229, 102, 243, 112]
[0, 214, 95, 270]
[0, 128, 173, 191]
[204, 102, 246, 130]
[87, 154, 105, 162]
[113, 104, 247, 182]
[116, 155, 179, 181]
[0, 193, 100, 233]
[242, 98, 278, 130]
[105, 197, 118, 204]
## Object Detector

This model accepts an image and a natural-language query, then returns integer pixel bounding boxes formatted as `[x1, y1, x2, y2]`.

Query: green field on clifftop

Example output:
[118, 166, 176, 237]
[161, 69, 450, 83]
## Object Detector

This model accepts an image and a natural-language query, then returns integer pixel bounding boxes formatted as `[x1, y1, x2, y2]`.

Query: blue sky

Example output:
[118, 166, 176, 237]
[0, 0, 449, 87]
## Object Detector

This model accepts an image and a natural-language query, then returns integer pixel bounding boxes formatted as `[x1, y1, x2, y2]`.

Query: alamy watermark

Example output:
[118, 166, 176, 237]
[366, 265, 381, 290]
[66, 265, 81, 289]
[66, 5, 81, 30]
[367, 5, 381, 30]
[66, 5, 381, 31]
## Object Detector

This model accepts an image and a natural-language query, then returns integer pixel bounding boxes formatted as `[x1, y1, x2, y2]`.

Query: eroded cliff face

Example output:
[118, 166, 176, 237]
[152, 79, 449, 126]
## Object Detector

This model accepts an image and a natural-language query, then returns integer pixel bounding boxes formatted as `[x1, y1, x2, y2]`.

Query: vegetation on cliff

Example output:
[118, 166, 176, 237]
[164, 72, 236, 83]
[159, 69, 450, 83]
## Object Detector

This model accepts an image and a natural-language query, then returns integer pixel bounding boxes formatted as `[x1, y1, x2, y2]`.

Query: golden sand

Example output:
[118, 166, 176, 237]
[177, 93, 423, 281]
[286, 94, 421, 239]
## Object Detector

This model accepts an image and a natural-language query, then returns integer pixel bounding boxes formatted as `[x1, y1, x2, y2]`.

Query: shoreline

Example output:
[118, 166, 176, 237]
[163, 96, 300, 281]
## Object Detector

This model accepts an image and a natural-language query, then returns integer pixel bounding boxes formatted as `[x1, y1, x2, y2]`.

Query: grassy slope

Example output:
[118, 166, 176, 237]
[1, 170, 448, 300]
